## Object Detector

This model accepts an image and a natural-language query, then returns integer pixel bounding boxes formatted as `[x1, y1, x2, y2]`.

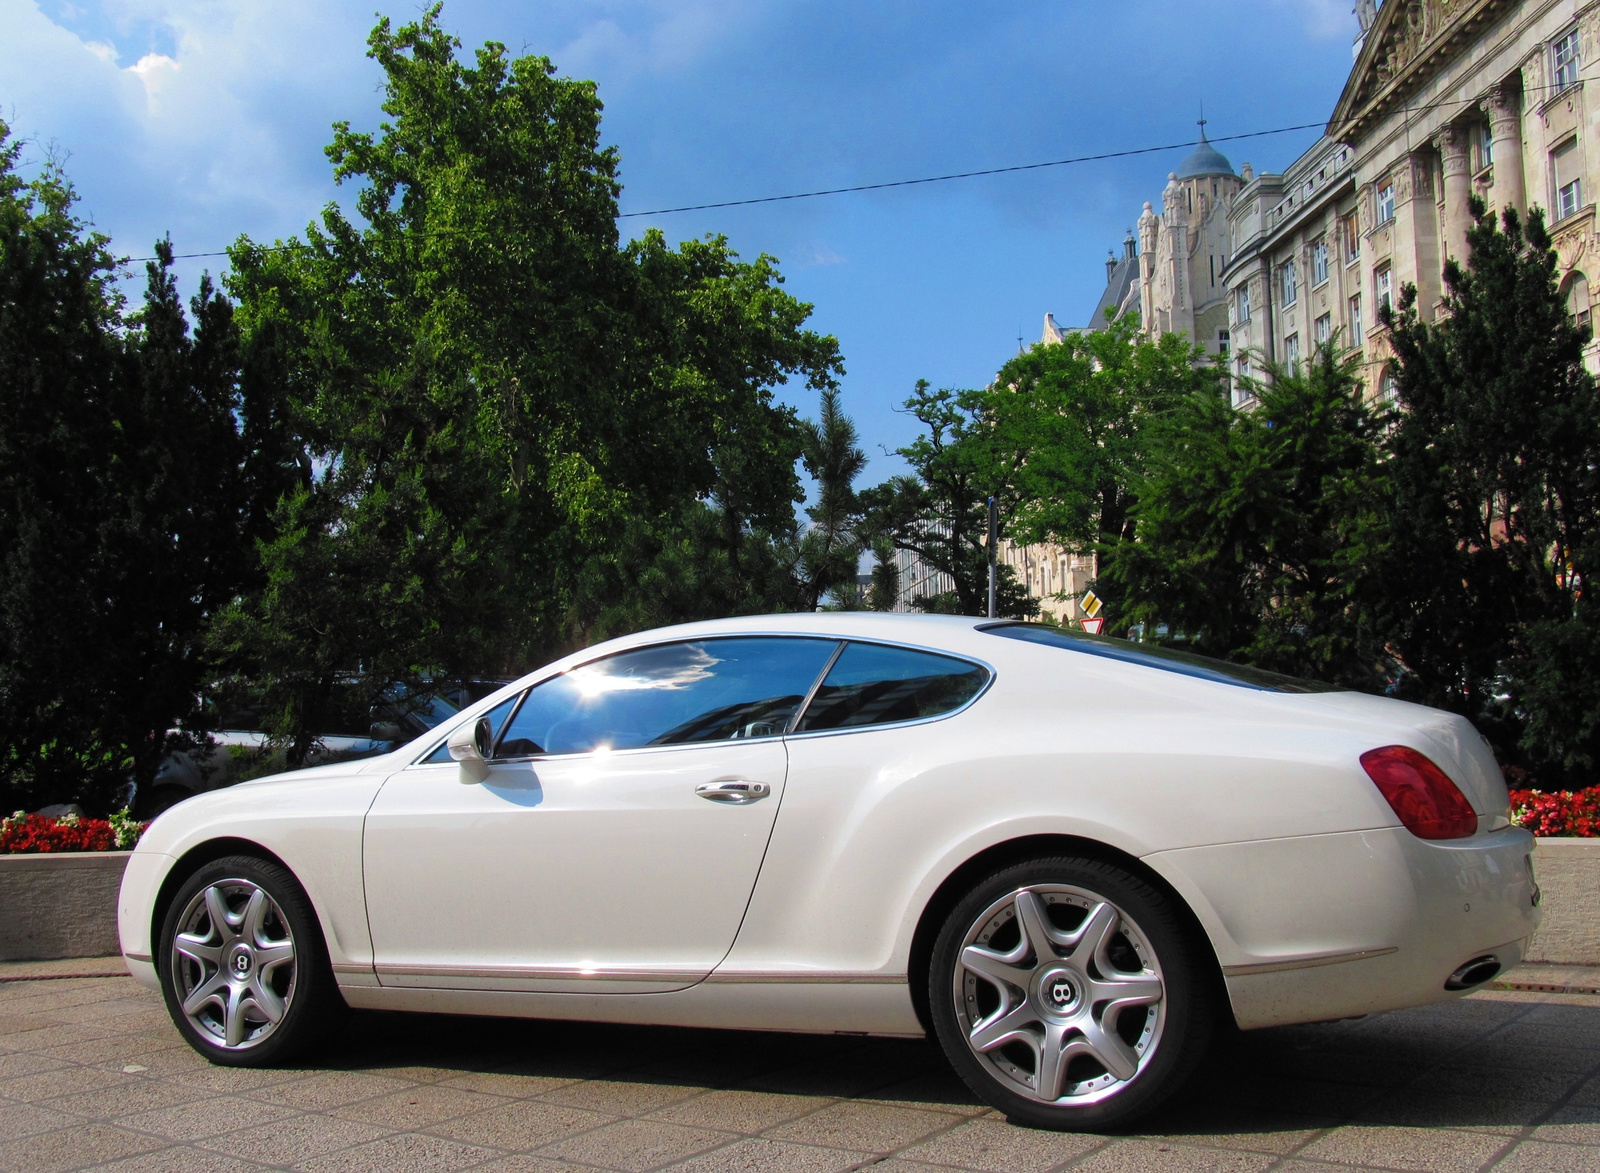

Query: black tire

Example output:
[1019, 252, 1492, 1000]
[157, 854, 346, 1066]
[928, 855, 1215, 1131]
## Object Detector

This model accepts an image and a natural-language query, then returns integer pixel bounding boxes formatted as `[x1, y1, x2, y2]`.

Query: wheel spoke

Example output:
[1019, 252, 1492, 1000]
[968, 1000, 1040, 1053]
[1074, 1017, 1141, 1082]
[254, 941, 295, 972]
[1091, 972, 1163, 1013]
[960, 944, 1031, 992]
[246, 977, 285, 1024]
[204, 886, 239, 943]
[1065, 901, 1118, 969]
[181, 972, 227, 1018]
[223, 982, 248, 1047]
[1013, 890, 1064, 964]
[1034, 1022, 1070, 1101]
[174, 932, 221, 967]
[240, 889, 270, 945]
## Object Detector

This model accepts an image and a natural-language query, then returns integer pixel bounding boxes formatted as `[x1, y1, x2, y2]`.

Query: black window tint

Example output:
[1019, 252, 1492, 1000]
[493, 638, 838, 757]
[422, 695, 519, 764]
[981, 623, 1342, 693]
[795, 642, 989, 732]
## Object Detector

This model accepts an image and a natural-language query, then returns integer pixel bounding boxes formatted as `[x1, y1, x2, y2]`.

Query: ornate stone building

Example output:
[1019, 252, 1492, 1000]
[1022, 0, 1600, 621]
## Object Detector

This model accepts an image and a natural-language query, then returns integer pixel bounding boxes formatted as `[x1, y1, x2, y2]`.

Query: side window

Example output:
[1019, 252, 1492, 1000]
[421, 694, 519, 764]
[795, 642, 989, 733]
[493, 637, 838, 757]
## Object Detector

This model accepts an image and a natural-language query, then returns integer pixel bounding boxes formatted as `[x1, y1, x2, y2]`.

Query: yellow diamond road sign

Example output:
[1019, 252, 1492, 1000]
[1081, 590, 1103, 619]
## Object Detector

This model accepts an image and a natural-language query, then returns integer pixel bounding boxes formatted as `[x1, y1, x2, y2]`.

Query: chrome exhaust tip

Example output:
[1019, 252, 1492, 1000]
[1445, 955, 1501, 991]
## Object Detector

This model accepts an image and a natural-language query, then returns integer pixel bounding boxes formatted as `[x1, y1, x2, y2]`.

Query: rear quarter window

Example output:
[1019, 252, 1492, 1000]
[795, 642, 990, 732]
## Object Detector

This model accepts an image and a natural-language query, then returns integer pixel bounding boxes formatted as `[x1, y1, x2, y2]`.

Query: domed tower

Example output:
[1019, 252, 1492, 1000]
[1146, 121, 1243, 354]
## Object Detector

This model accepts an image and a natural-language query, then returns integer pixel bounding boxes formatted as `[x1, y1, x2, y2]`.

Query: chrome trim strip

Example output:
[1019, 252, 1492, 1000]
[786, 640, 847, 734]
[1222, 947, 1398, 977]
[374, 963, 706, 982]
[704, 971, 908, 985]
[331, 962, 375, 975]
[125, 951, 153, 964]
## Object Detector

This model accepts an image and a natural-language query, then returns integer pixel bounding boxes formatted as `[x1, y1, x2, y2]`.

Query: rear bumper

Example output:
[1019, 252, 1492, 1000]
[1148, 825, 1540, 1029]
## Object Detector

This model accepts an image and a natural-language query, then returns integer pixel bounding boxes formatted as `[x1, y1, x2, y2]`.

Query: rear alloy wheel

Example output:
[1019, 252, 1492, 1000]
[930, 857, 1214, 1130]
[158, 855, 344, 1065]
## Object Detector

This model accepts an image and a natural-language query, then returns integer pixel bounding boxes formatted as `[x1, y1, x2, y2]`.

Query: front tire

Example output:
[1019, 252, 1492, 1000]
[157, 854, 345, 1066]
[929, 856, 1214, 1130]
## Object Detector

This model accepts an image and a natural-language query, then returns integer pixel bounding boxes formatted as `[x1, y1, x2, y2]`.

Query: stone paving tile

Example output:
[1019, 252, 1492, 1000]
[293, 1130, 500, 1173]
[535, 1077, 707, 1118]
[1295, 1124, 1512, 1172]
[244, 1069, 419, 1111]
[424, 1100, 618, 1150]
[199, 1112, 398, 1166]
[0, 1062, 137, 1102]
[45, 1074, 211, 1119]
[468, 1156, 596, 1173]
[116, 1093, 303, 1142]
[1489, 1138, 1600, 1171]
[534, 1117, 731, 1171]
[892, 1116, 1103, 1171]
[761, 1099, 956, 1152]
[0, 1120, 168, 1173]
[1068, 1139, 1279, 1172]
[89, 1146, 277, 1173]
[1532, 1103, 1600, 1146]
[329, 1083, 508, 1130]
[648, 1088, 828, 1133]
[659, 1136, 875, 1172]
[434, 1068, 583, 1098]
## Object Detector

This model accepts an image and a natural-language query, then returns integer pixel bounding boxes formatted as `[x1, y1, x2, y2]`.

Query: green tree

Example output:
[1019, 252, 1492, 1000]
[1098, 344, 1388, 685]
[0, 128, 256, 809]
[797, 386, 867, 610]
[1378, 199, 1600, 782]
[984, 317, 1213, 555]
[861, 381, 1034, 618]
[218, 8, 841, 758]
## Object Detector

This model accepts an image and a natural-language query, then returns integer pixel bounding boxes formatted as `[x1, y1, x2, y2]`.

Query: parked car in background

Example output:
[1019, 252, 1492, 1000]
[137, 684, 472, 816]
[120, 614, 1538, 1130]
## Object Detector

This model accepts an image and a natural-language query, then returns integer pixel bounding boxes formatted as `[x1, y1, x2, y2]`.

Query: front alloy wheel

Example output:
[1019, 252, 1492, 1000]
[158, 855, 344, 1065]
[170, 879, 297, 1050]
[930, 857, 1213, 1130]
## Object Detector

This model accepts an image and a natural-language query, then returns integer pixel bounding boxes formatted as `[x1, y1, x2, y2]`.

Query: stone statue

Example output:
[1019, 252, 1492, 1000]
[1355, 0, 1378, 33]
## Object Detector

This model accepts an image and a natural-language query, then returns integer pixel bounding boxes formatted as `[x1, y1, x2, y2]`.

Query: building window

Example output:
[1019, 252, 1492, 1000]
[1312, 239, 1329, 286]
[1476, 123, 1494, 171]
[1553, 137, 1584, 220]
[1315, 313, 1332, 345]
[1282, 260, 1298, 306]
[1285, 333, 1301, 367]
[1376, 267, 1392, 311]
[1343, 213, 1361, 263]
[1349, 294, 1363, 342]
[1553, 28, 1582, 93]
[1377, 182, 1396, 224]
[1238, 285, 1251, 323]
[1565, 271, 1592, 329]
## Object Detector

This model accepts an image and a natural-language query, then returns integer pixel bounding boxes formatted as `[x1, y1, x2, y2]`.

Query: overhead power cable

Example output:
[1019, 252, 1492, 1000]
[123, 79, 1586, 265]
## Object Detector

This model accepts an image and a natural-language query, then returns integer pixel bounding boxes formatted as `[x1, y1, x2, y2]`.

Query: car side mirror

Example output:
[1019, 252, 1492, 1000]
[447, 717, 495, 784]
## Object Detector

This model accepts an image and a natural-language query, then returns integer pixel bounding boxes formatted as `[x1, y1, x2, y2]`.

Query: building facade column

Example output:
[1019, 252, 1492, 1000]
[1436, 122, 1473, 267]
[1485, 82, 1525, 217]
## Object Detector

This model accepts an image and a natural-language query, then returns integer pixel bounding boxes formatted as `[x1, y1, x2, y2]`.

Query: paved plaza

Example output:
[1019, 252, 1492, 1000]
[1, 973, 1599, 1173]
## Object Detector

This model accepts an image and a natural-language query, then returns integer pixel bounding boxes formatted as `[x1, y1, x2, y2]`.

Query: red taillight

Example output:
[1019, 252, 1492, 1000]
[1360, 745, 1479, 840]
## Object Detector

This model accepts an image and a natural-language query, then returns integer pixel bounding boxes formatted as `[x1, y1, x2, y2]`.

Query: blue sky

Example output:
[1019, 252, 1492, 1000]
[2, 0, 1359, 484]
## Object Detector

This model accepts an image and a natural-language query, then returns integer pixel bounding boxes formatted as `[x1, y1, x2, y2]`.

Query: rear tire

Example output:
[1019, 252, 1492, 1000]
[157, 855, 345, 1066]
[929, 856, 1214, 1131]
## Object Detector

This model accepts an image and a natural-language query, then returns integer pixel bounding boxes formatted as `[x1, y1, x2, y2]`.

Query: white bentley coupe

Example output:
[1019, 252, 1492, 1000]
[119, 614, 1540, 1129]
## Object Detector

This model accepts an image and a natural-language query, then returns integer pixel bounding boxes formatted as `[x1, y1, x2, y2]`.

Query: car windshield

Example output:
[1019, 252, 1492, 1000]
[980, 623, 1343, 693]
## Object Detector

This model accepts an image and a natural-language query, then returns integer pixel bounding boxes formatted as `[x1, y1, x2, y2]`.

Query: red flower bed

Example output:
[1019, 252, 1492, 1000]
[1510, 787, 1600, 837]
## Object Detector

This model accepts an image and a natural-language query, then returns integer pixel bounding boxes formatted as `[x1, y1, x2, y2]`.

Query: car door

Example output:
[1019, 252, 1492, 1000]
[362, 636, 840, 993]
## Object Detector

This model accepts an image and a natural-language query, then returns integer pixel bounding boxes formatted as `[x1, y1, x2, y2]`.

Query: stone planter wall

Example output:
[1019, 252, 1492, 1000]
[1526, 837, 1600, 966]
[0, 852, 129, 962]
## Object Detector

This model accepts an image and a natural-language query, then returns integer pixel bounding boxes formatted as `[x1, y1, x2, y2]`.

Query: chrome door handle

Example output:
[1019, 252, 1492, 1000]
[695, 780, 771, 804]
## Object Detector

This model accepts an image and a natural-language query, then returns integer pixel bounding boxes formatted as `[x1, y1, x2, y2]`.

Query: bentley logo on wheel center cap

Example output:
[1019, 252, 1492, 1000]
[230, 947, 253, 977]
[1039, 969, 1080, 1012]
